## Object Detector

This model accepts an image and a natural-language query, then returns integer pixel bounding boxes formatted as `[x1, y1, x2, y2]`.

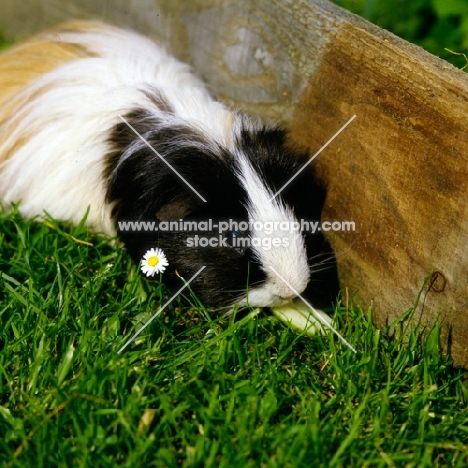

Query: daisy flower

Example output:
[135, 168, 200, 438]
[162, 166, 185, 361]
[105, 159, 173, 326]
[141, 247, 169, 277]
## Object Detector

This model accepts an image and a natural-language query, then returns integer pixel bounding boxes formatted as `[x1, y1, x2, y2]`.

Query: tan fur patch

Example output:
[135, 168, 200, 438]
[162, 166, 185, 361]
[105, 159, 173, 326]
[0, 22, 100, 163]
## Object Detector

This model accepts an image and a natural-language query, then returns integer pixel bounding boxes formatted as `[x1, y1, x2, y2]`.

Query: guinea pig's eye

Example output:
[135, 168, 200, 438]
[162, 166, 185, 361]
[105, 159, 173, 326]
[224, 229, 249, 252]
[225, 230, 241, 246]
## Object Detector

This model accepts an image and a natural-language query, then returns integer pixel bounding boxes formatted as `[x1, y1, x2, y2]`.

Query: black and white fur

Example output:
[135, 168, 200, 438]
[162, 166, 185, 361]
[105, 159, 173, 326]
[0, 21, 338, 311]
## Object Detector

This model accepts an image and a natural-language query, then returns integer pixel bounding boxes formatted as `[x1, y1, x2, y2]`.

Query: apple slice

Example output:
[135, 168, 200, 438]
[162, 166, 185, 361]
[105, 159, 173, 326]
[272, 301, 333, 335]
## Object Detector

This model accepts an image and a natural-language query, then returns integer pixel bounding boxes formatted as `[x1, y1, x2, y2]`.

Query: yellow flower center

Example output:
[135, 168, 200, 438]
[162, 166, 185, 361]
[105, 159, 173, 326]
[147, 256, 159, 267]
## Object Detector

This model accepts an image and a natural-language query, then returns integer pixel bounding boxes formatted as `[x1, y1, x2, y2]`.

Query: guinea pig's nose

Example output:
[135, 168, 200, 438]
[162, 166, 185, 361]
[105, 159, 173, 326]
[267, 270, 309, 304]
[275, 282, 301, 300]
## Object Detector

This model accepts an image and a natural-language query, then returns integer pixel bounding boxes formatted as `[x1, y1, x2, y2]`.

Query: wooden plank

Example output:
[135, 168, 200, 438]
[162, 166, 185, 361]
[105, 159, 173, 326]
[1, 0, 467, 365]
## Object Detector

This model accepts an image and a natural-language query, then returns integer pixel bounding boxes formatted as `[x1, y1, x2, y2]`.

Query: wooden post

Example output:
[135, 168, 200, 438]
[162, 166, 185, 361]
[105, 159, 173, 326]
[1, 0, 467, 366]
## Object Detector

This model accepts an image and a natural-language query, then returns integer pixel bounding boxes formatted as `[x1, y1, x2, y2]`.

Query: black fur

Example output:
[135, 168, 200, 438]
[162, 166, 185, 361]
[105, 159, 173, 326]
[105, 108, 262, 307]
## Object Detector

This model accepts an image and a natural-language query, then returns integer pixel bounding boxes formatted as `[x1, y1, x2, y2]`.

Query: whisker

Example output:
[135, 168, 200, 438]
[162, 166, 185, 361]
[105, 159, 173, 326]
[309, 265, 336, 275]
[308, 252, 335, 263]
[309, 263, 335, 273]
[334, 247, 352, 259]
[309, 257, 336, 270]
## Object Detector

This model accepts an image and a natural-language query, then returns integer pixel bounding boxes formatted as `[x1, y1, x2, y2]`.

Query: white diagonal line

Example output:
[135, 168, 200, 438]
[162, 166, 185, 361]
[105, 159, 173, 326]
[117, 266, 206, 354]
[118, 114, 207, 203]
[269, 115, 356, 201]
[269, 266, 357, 353]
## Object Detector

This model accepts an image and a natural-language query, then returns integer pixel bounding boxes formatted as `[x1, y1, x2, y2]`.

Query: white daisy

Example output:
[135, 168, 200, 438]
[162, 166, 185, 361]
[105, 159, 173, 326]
[141, 248, 169, 277]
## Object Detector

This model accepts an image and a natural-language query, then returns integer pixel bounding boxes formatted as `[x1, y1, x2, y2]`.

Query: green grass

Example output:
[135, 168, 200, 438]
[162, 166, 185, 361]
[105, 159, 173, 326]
[0, 31, 12, 53]
[333, 0, 468, 69]
[1, 208, 467, 467]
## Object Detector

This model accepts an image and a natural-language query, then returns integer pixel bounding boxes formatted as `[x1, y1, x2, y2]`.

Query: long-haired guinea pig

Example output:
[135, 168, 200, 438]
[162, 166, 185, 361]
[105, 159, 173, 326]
[0, 21, 339, 312]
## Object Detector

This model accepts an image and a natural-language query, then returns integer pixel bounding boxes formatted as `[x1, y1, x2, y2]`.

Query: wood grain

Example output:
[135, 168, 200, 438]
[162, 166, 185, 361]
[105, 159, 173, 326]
[287, 11, 468, 367]
[1, 0, 467, 365]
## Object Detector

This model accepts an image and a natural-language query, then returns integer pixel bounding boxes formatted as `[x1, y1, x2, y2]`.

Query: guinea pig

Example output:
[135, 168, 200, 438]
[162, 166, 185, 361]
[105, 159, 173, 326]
[0, 21, 339, 313]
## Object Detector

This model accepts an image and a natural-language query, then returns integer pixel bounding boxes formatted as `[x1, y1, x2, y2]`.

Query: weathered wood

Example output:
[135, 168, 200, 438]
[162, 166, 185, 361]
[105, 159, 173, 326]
[1, 0, 468, 366]
[289, 8, 468, 370]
